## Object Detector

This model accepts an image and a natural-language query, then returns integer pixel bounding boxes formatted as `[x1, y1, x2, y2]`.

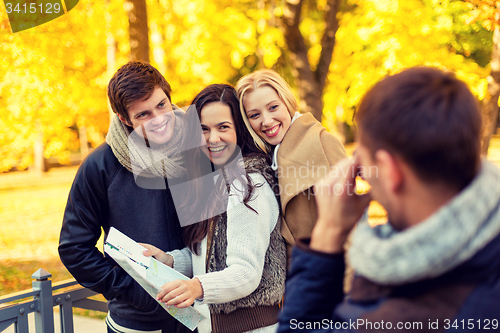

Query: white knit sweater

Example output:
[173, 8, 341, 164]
[169, 172, 280, 333]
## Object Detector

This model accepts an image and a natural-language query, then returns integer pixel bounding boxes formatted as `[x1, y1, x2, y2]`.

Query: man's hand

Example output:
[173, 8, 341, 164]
[311, 158, 372, 253]
[140, 243, 173, 268]
[156, 278, 203, 308]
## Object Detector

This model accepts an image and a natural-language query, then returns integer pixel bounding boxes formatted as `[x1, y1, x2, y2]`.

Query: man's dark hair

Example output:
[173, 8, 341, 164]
[356, 66, 482, 191]
[107, 61, 172, 125]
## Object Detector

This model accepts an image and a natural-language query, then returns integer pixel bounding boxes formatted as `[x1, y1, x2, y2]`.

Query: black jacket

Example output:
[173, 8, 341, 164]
[278, 233, 500, 333]
[59, 143, 186, 330]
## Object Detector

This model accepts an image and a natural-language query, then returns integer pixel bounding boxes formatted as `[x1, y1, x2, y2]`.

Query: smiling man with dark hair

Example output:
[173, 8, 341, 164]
[59, 61, 190, 333]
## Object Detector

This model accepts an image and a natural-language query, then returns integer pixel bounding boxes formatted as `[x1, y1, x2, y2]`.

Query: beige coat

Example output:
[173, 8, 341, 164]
[276, 113, 346, 256]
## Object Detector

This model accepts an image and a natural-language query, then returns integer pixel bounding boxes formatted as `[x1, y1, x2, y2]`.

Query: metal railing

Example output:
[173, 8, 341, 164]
[0, 269, 108, 333]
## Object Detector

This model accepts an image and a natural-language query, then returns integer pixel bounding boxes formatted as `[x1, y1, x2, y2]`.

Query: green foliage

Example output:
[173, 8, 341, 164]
[322, 0, 491, 132]
[428, 0, 493, 67]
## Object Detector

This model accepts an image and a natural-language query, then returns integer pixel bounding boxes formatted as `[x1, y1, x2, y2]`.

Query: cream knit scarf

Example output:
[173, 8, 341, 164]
[349, 160, 500, 285]
[106, 107, 186, 179]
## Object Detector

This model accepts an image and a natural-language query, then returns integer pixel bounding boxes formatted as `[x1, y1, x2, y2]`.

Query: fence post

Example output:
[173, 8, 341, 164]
[58, 294, 74, 333]
[32, 269, 55, 333]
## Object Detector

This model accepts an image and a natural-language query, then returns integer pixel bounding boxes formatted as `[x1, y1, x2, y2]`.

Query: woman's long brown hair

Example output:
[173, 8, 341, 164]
[179, 84, 269, 255]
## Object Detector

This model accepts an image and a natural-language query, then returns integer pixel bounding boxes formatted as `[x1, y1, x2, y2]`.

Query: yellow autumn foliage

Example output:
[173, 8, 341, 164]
[322, 0, 490, 132]
[0, 0, 495, 171]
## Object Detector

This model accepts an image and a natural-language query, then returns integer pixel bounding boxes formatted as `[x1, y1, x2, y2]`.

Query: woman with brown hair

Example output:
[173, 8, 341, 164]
[143, 84, 286, 333]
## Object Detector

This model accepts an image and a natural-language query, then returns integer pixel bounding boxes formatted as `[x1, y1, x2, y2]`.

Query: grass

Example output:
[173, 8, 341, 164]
[0, 259, 73, 295]
[0, 166, 106, 318]
[0, 258, 106, 319]
[0, 166, 79, 261]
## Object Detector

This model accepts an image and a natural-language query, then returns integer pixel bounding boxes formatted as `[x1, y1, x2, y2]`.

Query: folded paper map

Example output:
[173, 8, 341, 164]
[104, 227, 204, 331]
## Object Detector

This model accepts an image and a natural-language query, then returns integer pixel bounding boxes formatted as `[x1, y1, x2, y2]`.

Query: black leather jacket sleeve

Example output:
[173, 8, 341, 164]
[58, 146, 159, 311]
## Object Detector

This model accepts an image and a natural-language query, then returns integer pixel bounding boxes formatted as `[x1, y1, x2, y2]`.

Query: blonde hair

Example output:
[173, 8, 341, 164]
[235, 69, 298, 153]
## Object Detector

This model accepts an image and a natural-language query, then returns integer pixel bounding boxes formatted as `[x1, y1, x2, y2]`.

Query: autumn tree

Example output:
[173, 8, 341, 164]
[223, 0, 345, 121]
[0, 1, 116, 172]
[316, 0, 489, 141]
[126, 0, 149, 62]
[1, 0, 496, 172]
[464, 0, 500, 154]
[283, 0, 341, 121]
[146, 0, 258, 104]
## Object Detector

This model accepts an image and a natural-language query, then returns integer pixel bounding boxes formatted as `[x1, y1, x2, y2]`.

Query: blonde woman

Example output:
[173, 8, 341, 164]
[236, 69, 346, 262]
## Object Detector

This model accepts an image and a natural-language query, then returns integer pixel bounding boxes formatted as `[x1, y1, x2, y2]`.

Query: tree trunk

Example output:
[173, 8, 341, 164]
[33, 129, 48, 173]
[283, 0, 340, 121]
[126, 0, 149, 63]
[106, 0, 116, 125]
[79, 126, 89, 160]
[481, 23, 500, 155]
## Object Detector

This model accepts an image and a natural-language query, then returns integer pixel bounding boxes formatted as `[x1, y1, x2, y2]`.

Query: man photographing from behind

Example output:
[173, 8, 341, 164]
[278, 67, 500, 332]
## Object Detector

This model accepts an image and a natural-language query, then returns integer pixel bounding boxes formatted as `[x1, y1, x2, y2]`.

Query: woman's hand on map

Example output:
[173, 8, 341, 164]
[139, 243, 174, 268]
[156, 278, 204, 308]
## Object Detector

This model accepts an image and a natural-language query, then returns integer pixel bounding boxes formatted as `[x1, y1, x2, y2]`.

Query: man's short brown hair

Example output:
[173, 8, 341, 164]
[107, 61, 172, 125]
[356, 67, 482, 191]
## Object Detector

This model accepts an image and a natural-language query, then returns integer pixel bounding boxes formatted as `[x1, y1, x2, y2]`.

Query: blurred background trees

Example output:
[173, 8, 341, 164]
[0, 0, 498, 172]
[463, 0, 499, 154]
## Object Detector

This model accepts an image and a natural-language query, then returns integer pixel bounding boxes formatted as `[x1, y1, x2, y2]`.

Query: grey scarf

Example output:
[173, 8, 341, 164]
[106, 107, 186, 179]
[349, 160, 500, 285]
